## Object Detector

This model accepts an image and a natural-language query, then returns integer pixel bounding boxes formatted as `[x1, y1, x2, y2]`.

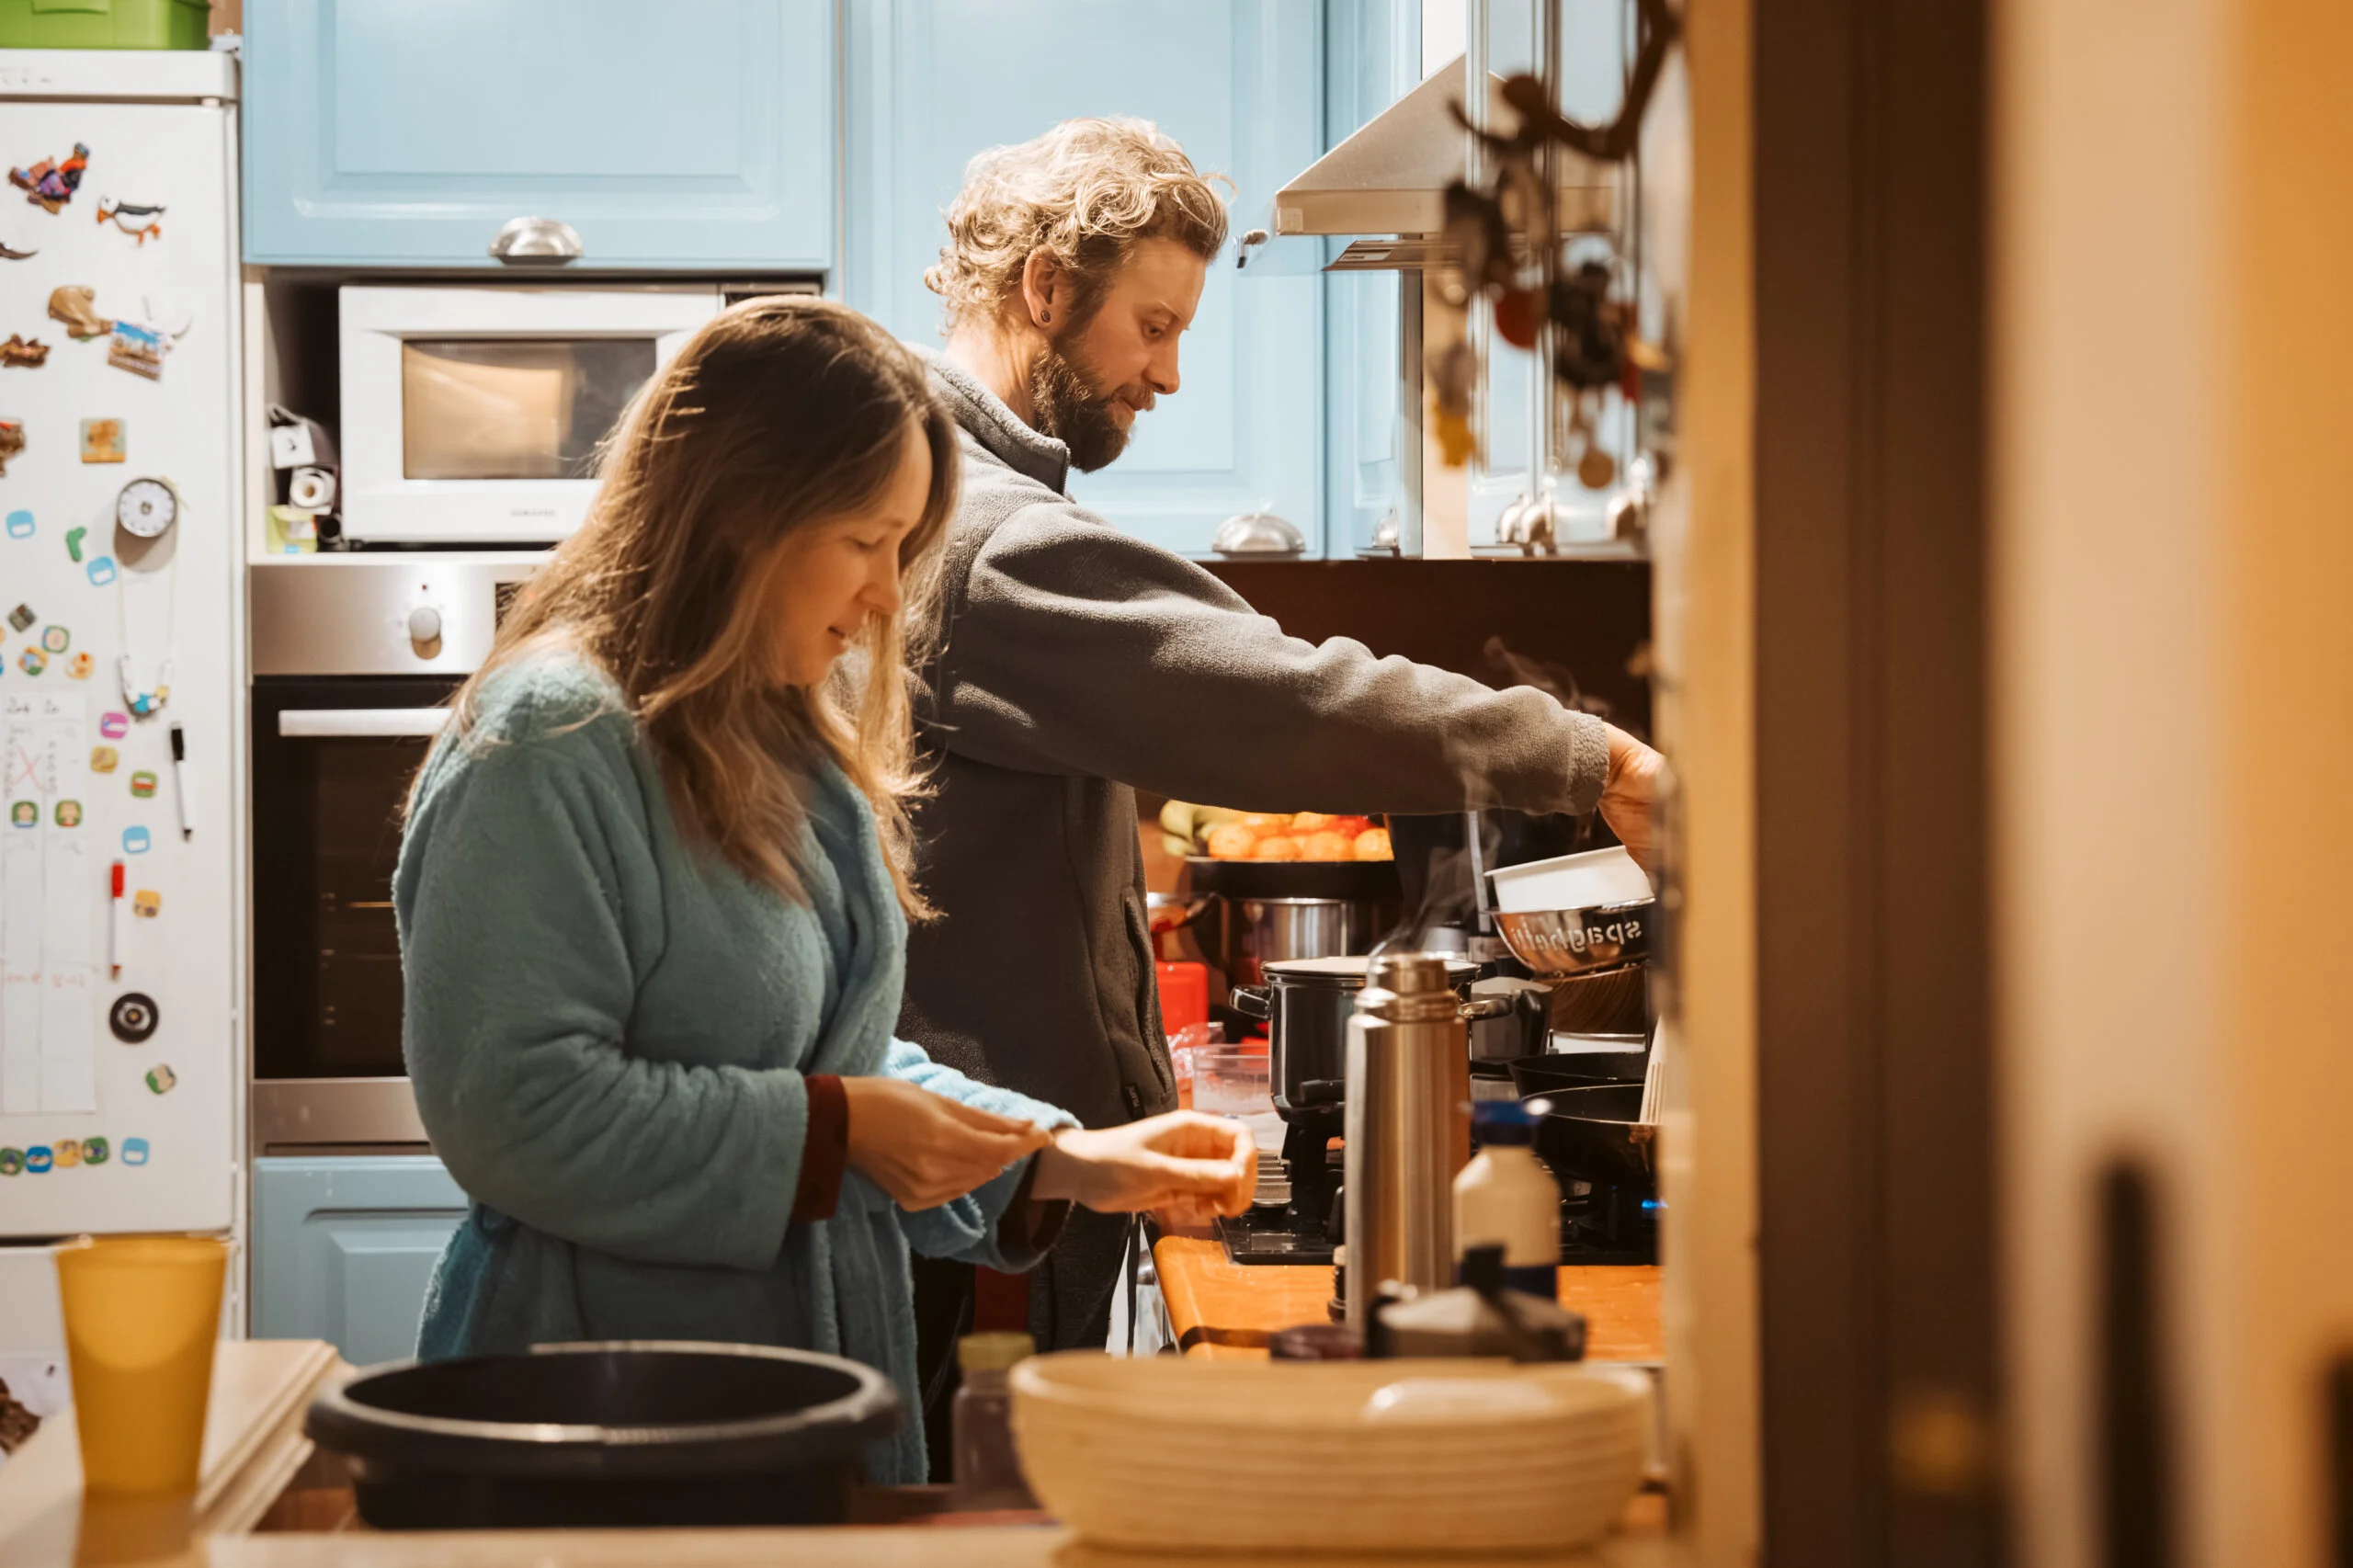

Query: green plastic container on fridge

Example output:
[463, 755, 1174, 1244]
[0, 0, 212, 51]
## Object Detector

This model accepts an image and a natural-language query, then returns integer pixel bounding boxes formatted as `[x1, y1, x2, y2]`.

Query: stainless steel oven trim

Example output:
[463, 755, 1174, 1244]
[250, 554, 547, 676]
[252, 1077, 429, 1155]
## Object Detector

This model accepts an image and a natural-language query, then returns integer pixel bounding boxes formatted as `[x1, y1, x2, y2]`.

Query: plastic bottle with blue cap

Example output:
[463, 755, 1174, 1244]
[1454, 1098, 1563, 1296]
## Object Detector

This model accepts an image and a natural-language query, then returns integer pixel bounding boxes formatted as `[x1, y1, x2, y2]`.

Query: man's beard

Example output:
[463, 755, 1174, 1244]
[1028, 336, 1141, 473]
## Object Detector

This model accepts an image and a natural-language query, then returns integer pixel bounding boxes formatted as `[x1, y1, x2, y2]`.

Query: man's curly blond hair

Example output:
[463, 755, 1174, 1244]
[926, 117, 1231, 332]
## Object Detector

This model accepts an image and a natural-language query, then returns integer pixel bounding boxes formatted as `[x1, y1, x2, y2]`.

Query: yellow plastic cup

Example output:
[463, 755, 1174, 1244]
[54, 1235, 227, 1494]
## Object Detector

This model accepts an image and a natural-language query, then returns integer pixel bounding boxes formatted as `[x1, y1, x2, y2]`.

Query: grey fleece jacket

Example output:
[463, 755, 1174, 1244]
[896, 348, 1611, 1140]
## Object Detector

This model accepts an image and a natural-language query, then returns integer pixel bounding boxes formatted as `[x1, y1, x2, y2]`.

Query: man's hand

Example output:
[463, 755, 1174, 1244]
[842, 1077, 1053, 1212]
[1030, 1111, 1256, 1223]
[1600, 723, 1665, 872]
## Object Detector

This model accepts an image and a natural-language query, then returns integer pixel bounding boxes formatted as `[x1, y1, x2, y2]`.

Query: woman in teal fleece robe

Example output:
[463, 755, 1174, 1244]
[393, 298, 1254, 1484]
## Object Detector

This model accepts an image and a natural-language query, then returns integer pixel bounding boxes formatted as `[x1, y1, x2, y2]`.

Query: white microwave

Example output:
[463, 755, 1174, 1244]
[337, 285, 725, 545]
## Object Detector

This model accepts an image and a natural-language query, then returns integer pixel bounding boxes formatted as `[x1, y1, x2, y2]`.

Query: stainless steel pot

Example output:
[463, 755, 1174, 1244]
[1228, 896, 1397, 987]
[1232, 954, 1485, 1108]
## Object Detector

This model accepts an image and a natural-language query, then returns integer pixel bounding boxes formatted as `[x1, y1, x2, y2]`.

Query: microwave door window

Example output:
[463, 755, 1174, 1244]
[402, 337, 656, 481]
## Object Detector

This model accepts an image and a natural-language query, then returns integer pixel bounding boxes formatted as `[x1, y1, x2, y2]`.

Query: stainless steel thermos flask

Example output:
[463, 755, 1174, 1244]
[1343, 952, 1473, 1325]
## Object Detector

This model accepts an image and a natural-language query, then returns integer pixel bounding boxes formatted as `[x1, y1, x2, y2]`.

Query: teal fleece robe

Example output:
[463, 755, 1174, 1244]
[392, 653, 1077, 1483]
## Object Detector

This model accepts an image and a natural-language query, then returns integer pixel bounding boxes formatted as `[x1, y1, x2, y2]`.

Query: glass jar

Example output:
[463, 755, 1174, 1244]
[950, 1332, 1037, 1512]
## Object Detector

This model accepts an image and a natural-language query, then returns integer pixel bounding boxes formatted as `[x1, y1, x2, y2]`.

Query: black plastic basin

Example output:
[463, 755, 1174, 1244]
[305, 1341, 902, 1530]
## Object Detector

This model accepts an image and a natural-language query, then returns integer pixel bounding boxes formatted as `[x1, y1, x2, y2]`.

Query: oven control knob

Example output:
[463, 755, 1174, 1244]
[407, 605, 443, 645]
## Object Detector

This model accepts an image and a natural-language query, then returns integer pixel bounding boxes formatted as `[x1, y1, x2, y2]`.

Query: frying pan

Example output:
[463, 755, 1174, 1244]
[1526, 1085, 1656, 1193]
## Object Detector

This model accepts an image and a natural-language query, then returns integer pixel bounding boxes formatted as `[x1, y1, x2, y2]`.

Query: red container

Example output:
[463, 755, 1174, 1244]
[1155, 960, 1209, 1039]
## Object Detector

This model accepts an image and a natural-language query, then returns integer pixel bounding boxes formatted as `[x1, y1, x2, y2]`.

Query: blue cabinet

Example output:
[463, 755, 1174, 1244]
[844, 1, 1324, 558]
[241, 0, 836, 269]
[251, 1156, 468, 1369]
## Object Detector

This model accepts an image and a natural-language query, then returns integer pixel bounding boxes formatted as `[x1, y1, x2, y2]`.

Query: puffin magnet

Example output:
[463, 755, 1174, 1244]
[94, 196, 162, 245]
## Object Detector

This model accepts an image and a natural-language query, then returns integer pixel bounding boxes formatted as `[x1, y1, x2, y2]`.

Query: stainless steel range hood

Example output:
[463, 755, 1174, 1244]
[1271, 54, 1616, 249]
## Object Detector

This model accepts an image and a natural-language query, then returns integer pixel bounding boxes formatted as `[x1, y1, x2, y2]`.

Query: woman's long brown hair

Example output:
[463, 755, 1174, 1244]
[425, 296, 958, 918]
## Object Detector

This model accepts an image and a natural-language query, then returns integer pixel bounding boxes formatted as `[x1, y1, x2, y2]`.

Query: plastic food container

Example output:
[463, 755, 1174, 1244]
[0, 0, 211, 50]
[1486, 846, 1654, 914]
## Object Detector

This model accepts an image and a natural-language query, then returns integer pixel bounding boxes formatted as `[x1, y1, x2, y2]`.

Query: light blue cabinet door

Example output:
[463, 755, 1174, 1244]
[251, 1156, 468, 1369]
[844, 1, 1324, 557]
[1324, 0, 1421, 555]
[242, 0, 835, 269]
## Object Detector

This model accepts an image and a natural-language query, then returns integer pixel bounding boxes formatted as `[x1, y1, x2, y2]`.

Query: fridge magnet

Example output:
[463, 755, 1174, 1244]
[85, 555, 115, 586]
[16, 648, 41, 676]
[46, 286, 109, 340]
[6, 510, 29, 539]
[120, 825, 148, 854]
[143, 294, 192, 341]
[116, 478, 176, 539]
[68, 653, 91, 680]
[25, 1146, 51, 1174]
[108, 994, 157, 1043]
[64, 525, 84, 561]
[5, 605, 29, 632]
[107, 320, 166, 381]
[0, 335, 48, 368]
[7, 802, 31, 829]
[52, 1139, 78, 1169]
[93, 197, 163, 245]
[131, 889, 158, 917]
[0, 237, 33, 259]
[98, 711, 127, 739]
[79, 418, 124, 464]
[0, 425, 21, 474]
[144, 1065, 175, 1096]
[9, 143, 88, 212]
[128, 771, 154, 800]
[52, 801, 78, 828]
[82, 1136, 108, 1165]
[0, 1148, 19, 1176]
[120, 1138, 147, 1166]
[39, 626, 65, 654]
[89, 744, 116, 773]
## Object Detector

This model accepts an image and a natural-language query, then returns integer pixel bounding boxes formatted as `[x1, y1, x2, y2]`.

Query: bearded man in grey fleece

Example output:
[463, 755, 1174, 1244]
[897, 116, 1663, 1457]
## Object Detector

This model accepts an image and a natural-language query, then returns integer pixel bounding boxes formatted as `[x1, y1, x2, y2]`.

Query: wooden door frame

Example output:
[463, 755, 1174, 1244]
[1750, 0, 2002, 1562]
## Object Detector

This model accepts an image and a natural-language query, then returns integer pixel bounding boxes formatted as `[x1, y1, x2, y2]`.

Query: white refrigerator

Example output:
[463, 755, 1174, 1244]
[0, 50, 244, 1349]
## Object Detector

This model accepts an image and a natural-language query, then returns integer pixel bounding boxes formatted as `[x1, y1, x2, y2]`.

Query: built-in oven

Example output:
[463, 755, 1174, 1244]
[249, 555, 542, 1153]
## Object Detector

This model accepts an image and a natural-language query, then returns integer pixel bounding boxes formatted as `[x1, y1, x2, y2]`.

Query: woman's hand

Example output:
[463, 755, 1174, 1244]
[841, 1076, 1053, 1212]
[1599, 723, 1666, 872]
[1030, 1111, 1257, 1223]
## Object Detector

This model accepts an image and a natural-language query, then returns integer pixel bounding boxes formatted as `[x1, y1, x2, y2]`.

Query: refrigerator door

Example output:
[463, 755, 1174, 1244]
[0, 92, 241, 1237]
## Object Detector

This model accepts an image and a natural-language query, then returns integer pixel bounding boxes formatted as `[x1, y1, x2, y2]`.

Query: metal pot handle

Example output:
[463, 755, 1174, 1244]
[1230, 985, 1273, 1019]
[1458, 996, 1518, 1021]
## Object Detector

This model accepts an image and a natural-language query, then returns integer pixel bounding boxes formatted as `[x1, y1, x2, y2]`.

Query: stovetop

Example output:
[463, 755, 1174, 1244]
[1213, 1164, 1659, 1269]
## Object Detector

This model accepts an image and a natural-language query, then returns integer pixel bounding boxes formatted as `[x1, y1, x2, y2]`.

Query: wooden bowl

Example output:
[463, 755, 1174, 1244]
[1009, 1354, 1649, 1554]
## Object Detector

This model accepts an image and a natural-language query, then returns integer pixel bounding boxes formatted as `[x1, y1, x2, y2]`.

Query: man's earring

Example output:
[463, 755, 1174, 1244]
[1040, 309, 1052, 324]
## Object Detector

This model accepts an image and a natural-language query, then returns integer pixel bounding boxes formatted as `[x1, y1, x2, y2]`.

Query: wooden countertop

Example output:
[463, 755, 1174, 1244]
[2, 1339, 1688, 1567]
[0, 1338, 346, 1568]
[1152, 1235, 1665, 1362]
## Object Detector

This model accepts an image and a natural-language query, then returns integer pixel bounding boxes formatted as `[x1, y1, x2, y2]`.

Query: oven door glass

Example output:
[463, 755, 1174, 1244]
[402, 336, 657, 480]
[252, 676, 461, 1081]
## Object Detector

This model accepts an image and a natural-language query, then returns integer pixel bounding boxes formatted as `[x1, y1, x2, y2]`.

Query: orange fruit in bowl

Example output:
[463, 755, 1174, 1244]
[1252, 835, 1304, 861]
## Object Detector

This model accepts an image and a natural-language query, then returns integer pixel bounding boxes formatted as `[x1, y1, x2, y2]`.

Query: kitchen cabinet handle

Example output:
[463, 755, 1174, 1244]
[489, 216, 584, 265]
[278, 710, 450, 739]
